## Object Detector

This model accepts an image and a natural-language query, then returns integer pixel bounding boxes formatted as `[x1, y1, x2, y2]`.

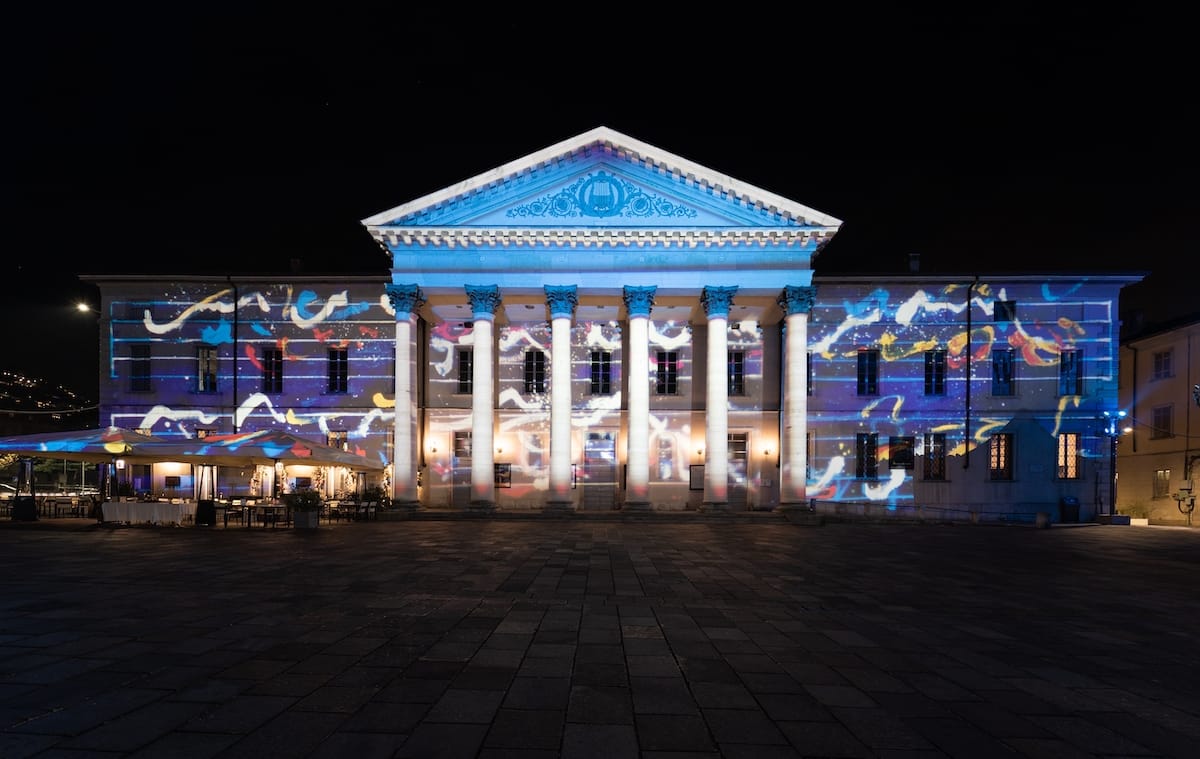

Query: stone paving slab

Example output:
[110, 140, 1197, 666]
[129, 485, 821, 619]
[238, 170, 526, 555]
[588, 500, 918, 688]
[2, 519, 1200, 757]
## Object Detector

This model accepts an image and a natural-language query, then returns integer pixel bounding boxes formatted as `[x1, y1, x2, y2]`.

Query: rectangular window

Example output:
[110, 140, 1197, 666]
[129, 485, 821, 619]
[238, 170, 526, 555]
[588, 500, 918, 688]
[590, 350, 612, 395]
[989, 433, 1013, 481]
[457, 349, 473, 393]
[728, 350, 745, 396]
[992, 348, 1015, 396]
[1152, 350, 1172, 380]
[196, 346, 218, 393]
[994, 300, 1017, 322]
[857, 349, 879, 396]
[327, 430, 348, 450]
[524, 350, 546, 394]
[261, 347, 283, 394]
[328, 347, 348, 393]
[855, 433, 878, 479]
[1058, 349, 1082, 396]
[924, 349, 946, 396]
[889, 436, 915, 469]
[923, 433, 946, 481]
[656, 351, 678, 395]
[1152, 405, 1173, 439]
[453, 431, 472, 458]
[1057, 432, 1080, 479]
[131, 344, 151, 393]
[1154, 469, 1171, 499]
[807, 352, 813, 396]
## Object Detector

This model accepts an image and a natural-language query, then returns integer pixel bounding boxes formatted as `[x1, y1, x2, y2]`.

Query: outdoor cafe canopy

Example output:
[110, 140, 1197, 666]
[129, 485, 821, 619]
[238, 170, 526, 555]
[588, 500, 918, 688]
[0, 426, 384, 471]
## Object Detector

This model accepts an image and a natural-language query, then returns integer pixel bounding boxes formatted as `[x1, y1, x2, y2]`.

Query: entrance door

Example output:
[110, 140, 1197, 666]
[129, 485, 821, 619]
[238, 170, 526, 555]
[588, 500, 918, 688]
[582, 431, 618, 510]
[728, 432, 748, 510]
[451, 431, 472, 508]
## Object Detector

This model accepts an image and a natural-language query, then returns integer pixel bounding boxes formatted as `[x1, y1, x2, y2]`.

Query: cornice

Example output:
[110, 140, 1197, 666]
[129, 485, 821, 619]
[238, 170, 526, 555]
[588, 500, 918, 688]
[373, 228, 836, 249]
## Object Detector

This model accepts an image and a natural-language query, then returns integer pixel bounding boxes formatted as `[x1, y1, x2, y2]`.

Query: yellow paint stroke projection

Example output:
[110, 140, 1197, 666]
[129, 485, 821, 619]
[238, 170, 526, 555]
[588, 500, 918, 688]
[1052, 395, 1081, 438]
[859, 395, 905, 421]
[878, 333, 939, 361]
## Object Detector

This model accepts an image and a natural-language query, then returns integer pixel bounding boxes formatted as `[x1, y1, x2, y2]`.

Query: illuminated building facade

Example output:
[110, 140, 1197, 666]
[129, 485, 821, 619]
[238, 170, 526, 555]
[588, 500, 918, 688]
[84, 127, 1142, 521]
[1118, 316, 1200, 524]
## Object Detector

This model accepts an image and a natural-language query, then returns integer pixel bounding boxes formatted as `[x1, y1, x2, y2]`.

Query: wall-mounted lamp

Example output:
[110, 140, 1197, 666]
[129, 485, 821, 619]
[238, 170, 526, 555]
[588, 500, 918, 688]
[496, 447, 503, 455]
[430, 447, 437, 454]
[763, 447, 772, 457]
[697, 447, 704, 457]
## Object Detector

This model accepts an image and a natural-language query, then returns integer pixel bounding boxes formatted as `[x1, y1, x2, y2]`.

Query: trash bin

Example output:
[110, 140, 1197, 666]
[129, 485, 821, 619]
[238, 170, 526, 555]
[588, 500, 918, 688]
[1059, 496, 1080, 523]
[195, 499, 216, 527]
[11, 495, 37, 521]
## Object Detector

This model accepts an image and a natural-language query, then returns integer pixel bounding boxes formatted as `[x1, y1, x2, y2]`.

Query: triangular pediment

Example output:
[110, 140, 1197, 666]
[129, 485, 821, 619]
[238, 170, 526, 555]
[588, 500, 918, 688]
[362, 126, 842, 235]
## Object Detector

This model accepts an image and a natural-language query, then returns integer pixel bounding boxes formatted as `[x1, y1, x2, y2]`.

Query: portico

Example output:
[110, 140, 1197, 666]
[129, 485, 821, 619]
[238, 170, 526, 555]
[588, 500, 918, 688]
[363, 127, 840, 511]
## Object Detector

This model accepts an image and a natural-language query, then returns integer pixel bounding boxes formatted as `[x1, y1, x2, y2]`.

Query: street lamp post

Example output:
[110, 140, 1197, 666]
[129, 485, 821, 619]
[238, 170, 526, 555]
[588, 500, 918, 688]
[1102, 410, 1128, 518]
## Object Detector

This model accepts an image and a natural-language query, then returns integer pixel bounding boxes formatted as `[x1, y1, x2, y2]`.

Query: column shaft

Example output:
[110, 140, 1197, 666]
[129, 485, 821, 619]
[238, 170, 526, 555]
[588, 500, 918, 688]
[465, 285, 501, 510]
[470, 317, 495, 507]
[781, 310, 809, 504]
[393, 316, 418, 505]
[778, 285, 816, 510]
[627, 315, 650, 505]
[703, 315, 729, 507]
[385, 284, 424, 510]
[549, 314, 573, 504]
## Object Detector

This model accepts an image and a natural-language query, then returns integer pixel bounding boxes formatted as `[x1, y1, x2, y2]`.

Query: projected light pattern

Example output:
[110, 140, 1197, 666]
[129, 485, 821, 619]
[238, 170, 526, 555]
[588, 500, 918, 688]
[95, 274, 1124, 512]
[104, 283, 397, 476]
[806, 279, 1116, 505]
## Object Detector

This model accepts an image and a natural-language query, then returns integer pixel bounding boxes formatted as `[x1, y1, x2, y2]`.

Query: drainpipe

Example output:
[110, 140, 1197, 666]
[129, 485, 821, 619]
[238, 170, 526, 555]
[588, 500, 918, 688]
[229, 276, 239, 433]
[963, 276, 979, 469]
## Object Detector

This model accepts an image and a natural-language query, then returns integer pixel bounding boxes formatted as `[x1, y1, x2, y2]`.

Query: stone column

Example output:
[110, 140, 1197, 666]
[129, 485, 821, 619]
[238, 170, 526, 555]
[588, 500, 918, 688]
[701, 286, 738, 511]
[778, 285, 816, 510]
[545, 285, 578, 510]
[623, 286, 656, 510]
[466, 285, 501, 511]
[385, 284, 425, 511]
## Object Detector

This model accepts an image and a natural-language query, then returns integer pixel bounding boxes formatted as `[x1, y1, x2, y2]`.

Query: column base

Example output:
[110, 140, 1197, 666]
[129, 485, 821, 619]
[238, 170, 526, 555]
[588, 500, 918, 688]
[390, 500, 421, 517]
[544, 500, 575, 513]
[623, 500, 653, 512]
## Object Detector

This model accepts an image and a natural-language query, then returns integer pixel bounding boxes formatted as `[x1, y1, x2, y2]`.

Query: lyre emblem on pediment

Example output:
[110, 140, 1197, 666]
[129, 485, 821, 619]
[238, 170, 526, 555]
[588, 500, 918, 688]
[508, 171, 698, 220]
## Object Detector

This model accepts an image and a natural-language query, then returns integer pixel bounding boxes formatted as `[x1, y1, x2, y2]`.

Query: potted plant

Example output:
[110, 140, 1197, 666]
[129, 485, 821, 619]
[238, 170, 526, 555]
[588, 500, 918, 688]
[283, 488, 324, 529]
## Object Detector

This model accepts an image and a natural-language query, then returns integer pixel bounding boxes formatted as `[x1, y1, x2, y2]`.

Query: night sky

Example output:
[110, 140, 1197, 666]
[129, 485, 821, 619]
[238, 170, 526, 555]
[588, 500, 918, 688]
[4, 7, 1194, 401]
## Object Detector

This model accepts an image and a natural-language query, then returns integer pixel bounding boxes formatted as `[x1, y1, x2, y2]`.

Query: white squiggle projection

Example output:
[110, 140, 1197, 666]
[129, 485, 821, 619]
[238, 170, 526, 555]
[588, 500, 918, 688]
[378, 293, 394, 316]
[430, 336, 456, 377]
[810, 455, 845, 493]
[584, 323, 621, 351]
[863, 468, 906, 500]
[649, 321, 691, 351]
[572, 406, 621, 428]
[349, 408, 393, 438]
[289, 290, 351, 329]
[498, 387, 549, 411]
[143, 290, 274, 335]
[895, 290, 967, 326]
[810, 310, 882, 355]
[499, 326, 547, 353]
[234, 393, 290, 429]
[137, 405, 222, 431]
[144, 290, 234, 335]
